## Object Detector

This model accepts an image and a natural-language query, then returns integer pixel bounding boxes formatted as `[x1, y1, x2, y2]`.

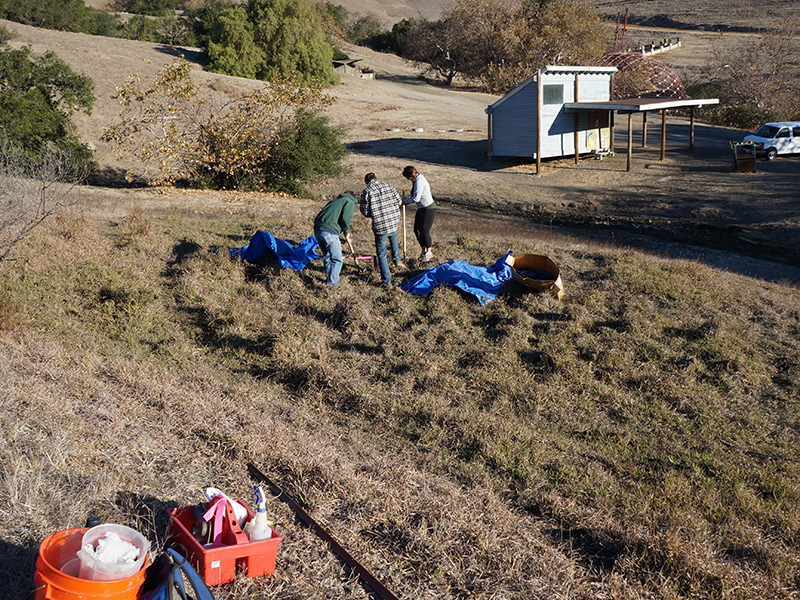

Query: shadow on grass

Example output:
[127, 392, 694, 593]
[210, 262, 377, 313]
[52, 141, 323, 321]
[170, 240, 202, 266]
[347, 137, 492, 170]
[545, 525, 625, 573]
[115, 492, 181, 549]
[152, 45, 206, 66]
[1, 538, 38, 600]
[88, 166, 146, 188]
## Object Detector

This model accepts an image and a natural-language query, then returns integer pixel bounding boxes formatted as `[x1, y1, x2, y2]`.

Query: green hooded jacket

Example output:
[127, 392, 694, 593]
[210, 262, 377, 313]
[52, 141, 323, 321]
[314, 193, 357, 236]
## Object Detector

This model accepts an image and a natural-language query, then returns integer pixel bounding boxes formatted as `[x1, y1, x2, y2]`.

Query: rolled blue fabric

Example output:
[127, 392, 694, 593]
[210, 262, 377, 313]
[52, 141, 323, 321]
[229, 231, 319, 271]
[400, 252, 513, 306]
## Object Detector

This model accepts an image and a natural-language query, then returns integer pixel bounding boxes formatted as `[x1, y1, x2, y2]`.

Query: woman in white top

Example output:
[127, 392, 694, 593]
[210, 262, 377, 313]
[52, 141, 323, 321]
[402, 165, 437, 262]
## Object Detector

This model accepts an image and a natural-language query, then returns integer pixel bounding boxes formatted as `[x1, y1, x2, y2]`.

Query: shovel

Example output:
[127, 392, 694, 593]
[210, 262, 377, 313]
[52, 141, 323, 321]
[402, 203, 408, 261]
[346, 238, 363, 271]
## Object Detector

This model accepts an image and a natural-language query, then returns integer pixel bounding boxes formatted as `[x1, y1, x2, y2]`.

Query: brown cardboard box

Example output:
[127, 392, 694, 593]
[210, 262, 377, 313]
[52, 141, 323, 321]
[509, 254, 564, 300]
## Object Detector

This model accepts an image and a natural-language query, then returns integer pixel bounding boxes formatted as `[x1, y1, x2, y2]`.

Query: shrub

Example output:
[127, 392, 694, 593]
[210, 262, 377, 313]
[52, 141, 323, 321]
[0, 139, 88, 261]
[347, 14, 382, 46]
[206, 5, 265, 79]
[0, 45, 95, 171]
[714, 102, 781, 130]
[108, 0, 181, 16]
[0, 23, 16, 43]
[260, 108, 349, 196]
[320, 1, 348, 33]
[370, 18, 420, 55]
[119, 14, 163, 42]
[247, 0, 337, 85]
[103, 59, 345, 192]
[710, 19, 800, 126]
[79, 7, 123, 36]
[0, 0, 122, 34]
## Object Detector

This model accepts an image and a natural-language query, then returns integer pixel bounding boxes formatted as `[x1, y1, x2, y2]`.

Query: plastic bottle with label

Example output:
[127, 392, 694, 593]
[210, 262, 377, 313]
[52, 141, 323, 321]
[243, 485, 273, 541]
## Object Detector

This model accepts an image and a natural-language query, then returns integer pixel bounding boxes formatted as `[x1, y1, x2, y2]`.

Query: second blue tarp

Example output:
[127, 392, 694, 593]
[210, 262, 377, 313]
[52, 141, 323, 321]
[229, 231, 319, 271]
[400, 252, 513, 306]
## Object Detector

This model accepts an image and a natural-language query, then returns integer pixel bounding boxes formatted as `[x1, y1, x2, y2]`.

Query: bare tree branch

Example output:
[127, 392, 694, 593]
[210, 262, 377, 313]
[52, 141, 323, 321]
[0, 140, 87, 261]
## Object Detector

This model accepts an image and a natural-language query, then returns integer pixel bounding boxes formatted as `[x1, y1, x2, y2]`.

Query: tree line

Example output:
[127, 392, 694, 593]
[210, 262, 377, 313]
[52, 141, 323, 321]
[4, 0, 797, 125]
[327, 0, 606, 94]
[328, 1, 798, 125]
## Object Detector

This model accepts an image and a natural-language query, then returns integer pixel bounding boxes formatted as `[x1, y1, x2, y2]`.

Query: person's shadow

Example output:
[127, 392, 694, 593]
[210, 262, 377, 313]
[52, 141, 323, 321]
[1, 537, 39, 599]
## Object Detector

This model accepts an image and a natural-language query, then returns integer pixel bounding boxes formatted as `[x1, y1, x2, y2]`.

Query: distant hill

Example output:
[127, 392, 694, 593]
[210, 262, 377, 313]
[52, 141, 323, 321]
[328, 0, 791, 30]
[81, 0, 793, 30]
[589, 0, 794, 32]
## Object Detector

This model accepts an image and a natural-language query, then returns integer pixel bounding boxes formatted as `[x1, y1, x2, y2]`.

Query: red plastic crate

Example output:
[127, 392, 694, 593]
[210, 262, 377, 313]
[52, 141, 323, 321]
[168, 501, 282, 585]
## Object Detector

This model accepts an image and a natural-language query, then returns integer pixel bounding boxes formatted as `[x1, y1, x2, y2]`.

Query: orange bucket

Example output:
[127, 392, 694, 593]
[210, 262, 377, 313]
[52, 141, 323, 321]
[34, 528, 147, 600]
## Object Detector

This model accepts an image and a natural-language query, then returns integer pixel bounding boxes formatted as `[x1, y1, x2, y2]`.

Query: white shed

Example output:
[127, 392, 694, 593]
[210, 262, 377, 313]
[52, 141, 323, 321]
[486, 65, 617, 165]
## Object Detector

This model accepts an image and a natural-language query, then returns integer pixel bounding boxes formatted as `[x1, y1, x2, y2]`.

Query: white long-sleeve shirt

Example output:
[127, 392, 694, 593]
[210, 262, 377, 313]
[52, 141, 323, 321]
[404, 173, 434, 208]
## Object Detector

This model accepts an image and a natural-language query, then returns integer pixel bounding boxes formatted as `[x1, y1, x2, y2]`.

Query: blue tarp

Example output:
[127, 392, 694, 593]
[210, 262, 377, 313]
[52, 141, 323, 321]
[229, 231, 319, 271]
[400, 252, 514, 305]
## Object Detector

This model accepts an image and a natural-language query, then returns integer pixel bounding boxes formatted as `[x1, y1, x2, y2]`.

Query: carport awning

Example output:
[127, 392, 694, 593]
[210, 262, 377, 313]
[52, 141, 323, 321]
[563, 96, 720, 172]
[564, 97, 719, 112]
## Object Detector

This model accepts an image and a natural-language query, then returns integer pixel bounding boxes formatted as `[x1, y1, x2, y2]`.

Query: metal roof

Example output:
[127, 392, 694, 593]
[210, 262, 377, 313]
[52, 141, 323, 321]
[485, 66, 617, 114]
[540, 65, 617, 74]
[564, 97, 719, 112]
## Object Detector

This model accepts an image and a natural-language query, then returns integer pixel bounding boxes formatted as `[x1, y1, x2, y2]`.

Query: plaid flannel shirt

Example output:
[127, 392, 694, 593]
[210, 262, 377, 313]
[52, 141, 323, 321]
[360, 180, 401, 236]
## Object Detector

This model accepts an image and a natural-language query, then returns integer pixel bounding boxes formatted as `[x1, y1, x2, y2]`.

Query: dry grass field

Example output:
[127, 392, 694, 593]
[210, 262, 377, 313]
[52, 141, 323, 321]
[2, 185, 800, 600]
[1, 4, 800, 600]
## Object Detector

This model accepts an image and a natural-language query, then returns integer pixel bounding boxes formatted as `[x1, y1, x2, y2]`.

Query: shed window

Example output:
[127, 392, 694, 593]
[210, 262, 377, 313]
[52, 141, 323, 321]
[543, 84, 564, 105]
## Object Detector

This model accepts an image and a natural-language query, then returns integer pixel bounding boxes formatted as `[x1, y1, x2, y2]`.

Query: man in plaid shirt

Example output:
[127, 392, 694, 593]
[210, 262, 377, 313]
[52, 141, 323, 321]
[360, 172, 403, 285]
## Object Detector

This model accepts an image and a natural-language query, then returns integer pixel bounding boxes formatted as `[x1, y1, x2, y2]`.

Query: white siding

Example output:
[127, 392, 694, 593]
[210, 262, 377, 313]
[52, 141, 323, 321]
[577, 76, 610, 102]
[540, 73, 574, 158]
[487, 67, 615, 159]
[489, 80, 537, 157]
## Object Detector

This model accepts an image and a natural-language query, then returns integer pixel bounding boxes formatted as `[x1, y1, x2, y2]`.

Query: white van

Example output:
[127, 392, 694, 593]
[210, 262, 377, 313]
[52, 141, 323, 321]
[743, 122, 800, 160]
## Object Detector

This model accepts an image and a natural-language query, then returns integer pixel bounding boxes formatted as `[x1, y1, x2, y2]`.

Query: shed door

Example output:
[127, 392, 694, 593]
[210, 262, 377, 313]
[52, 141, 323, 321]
[586, 110, 610, 151]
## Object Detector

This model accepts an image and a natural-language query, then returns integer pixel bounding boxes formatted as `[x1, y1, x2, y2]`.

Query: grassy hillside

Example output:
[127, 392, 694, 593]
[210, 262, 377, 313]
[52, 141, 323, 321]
[1, 190, 799, 599]
[312, 0, 793, 30]
[588, 0, 794, 32]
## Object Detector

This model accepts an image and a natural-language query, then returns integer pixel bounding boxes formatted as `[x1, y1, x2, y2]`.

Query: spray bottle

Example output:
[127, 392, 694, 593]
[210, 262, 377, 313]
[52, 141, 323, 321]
[243, 484, 273, 541]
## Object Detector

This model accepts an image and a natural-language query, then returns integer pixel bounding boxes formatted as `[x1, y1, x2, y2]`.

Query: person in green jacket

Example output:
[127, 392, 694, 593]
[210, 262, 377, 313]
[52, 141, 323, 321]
[313, 191, 357, 286]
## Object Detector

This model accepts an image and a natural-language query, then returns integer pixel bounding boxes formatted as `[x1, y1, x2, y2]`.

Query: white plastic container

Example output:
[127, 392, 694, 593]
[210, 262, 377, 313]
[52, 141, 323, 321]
[77, 524, 150, 581]
[59, 557, 82, 577]
[243, 485, 272, 542]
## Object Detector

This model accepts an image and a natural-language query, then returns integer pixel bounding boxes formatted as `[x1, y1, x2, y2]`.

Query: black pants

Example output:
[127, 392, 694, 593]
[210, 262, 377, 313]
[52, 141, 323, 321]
[413, 206, 436, 249]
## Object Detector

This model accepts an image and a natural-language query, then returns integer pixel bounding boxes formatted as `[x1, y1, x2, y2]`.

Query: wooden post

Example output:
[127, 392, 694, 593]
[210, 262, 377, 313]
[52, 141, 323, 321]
[660, 109, 666, 161]
[627, 112, 633, 172]
[608, 73, 615, 154]
[402, 204, 407, 260]
[574, 74, 580, 164]
[642, 111, 648, 147]
[609, 110, 615, 153]
[689, 106, 695, 151]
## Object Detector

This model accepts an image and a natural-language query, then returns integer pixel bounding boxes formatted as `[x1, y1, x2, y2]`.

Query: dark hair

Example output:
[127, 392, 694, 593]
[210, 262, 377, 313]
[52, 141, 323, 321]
[364, 172, 376, 184]
[402, 165, 418, 179]
[343, 190, 356, 197]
